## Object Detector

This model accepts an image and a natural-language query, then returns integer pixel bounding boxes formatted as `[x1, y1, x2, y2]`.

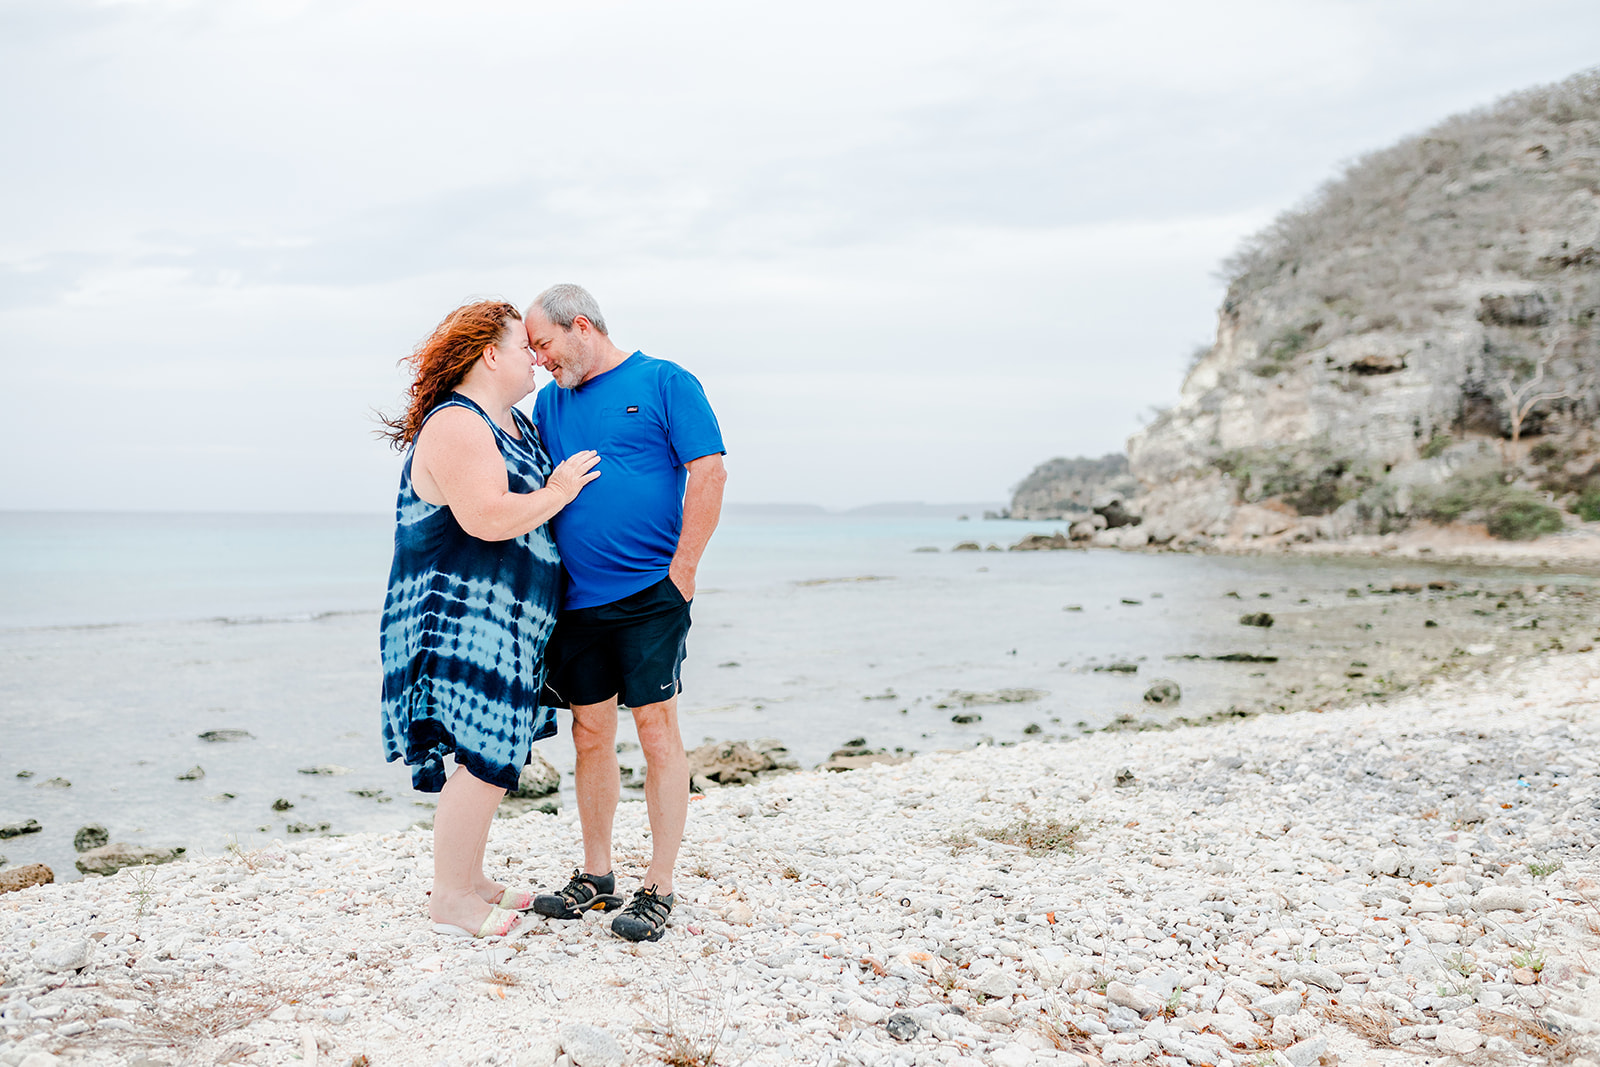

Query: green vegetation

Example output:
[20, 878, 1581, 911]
[1212, 445, 1375, 516]
[1528, 859, 1564, 878]
[1512, 946, 1546, 973]
[1250, 320, 1323, 376]
[1420, 432, 1454, 460]
[1488, 498, 1565, 540]
[1415, 469, 1565, 540]
[1573, 490, 1600, 522]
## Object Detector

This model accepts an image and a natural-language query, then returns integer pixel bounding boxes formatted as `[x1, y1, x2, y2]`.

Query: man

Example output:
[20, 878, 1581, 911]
[525, 284, 727, 942]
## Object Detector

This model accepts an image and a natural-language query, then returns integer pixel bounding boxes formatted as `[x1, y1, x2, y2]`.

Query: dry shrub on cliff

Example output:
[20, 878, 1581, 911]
[1221, 67, 1600, 412]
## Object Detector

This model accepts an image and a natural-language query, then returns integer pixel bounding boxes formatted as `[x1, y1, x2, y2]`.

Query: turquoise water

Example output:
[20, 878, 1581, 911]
[0, 508, 1550, 880]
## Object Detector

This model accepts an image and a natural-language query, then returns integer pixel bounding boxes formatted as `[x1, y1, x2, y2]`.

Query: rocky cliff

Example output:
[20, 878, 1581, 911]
[1121, 69, 1600, 548]
[1009, 453, 1137, 519]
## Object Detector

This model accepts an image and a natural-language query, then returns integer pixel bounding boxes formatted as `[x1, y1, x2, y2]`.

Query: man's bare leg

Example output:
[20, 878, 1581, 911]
[570, 697, 622, 876]
[632, 696, 688, 894]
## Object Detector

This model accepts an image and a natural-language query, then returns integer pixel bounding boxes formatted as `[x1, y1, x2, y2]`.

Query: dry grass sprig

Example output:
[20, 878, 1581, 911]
[636, 984, 731, 1067]
[1479, 1008, 1578, 1061]
[1319, 1003, 1401, 1047]
[1037, 999, 1095, 1053]
[136, 972, 340, 1045]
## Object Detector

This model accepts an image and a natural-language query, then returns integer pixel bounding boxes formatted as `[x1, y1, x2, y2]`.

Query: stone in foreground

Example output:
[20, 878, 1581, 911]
[1435, 1025, 1484, 1054]
[75, 843, 186, 876]
[559, 1022, 622, 1067]
[0, 863, 54, 894]
[1106, 980, 1160, 1016]
[32, 935, 94, 973]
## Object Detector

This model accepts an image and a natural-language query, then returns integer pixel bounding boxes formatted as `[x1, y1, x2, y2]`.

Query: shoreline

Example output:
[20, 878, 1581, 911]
[5, 649, 1600, 1065]
[1129, 521, 1600, 574]
[9, 556, 1600, 888]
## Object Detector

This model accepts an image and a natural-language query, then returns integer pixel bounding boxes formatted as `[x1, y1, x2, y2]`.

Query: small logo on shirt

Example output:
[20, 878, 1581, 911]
[626, 406, 639, 414]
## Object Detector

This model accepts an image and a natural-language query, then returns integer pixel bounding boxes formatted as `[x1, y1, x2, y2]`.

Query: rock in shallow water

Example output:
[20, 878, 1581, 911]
[198, 729, 253, 742]
[509, 752, 561, 798]
[1143, 679, 1181, 705]
[73, 824, 109, 852]
[0, 819, 42, 839]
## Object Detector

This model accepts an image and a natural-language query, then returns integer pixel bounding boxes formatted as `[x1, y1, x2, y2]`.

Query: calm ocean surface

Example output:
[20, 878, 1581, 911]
[0, 508, 1532, 879]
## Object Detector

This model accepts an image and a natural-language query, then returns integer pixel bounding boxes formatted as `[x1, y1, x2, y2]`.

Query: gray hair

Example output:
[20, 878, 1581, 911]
[531, 283, 608, 336]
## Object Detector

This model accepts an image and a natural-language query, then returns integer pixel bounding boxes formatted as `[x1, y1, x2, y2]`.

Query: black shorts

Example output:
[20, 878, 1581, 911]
[540, 576, 693, 710]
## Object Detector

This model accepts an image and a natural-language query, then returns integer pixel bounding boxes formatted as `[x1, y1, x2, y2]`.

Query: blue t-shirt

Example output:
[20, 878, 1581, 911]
[533, 352, 725, 610]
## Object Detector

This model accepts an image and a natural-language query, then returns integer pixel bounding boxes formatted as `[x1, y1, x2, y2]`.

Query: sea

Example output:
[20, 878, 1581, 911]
[0, 507, 1543, 880]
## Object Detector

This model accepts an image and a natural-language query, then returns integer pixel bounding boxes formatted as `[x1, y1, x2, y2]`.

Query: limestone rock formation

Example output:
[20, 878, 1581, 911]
[1125, 69, 1600, 545]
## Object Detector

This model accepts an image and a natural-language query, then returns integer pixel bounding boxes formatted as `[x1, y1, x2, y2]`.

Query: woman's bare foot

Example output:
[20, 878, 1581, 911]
[474, 876, 508, 905]
[429, 888, 495, 934]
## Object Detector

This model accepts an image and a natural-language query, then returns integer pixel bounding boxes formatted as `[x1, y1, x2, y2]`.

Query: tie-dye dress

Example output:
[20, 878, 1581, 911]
[379, 395, 561, 793]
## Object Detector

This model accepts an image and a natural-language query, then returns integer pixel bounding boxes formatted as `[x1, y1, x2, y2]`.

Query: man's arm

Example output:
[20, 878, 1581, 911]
[668, 453, 728, 601]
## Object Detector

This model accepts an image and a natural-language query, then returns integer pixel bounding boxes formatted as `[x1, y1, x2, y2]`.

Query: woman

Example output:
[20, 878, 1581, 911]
[378, 300, 600, 938]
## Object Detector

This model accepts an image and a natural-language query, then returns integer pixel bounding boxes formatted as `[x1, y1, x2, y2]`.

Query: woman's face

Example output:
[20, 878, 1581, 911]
[492, 319, 539, 398]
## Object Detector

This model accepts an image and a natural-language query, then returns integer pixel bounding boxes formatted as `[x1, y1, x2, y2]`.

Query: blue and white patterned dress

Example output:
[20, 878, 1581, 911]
[380, 395, 561, 793]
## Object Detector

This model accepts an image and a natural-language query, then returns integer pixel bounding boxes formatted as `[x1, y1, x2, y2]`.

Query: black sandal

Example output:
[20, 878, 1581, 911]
[532, 868, 623, 920]
[611, 884, 674, 942]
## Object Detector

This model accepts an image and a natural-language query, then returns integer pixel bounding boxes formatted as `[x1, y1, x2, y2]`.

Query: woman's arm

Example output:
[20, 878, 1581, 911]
[412, 407, 600, 541]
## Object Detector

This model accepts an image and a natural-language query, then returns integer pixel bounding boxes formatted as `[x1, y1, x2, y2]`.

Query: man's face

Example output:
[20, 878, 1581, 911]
[525, 310, 593, 389]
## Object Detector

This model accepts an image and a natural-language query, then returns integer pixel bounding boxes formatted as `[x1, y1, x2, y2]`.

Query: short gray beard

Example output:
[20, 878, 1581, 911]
[553, 361, 586, 389]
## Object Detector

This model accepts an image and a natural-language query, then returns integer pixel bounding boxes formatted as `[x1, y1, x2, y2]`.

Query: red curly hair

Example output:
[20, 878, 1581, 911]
[379, 300, 522, 449]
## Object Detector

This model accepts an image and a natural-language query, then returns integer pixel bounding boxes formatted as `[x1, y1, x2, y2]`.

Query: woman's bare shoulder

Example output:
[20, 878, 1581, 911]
[414, 404, 495, 457]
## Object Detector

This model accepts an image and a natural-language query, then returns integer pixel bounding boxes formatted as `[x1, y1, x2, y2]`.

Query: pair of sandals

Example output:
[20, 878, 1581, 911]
[429, 887, 539, 939]
[533, 869, 674, 943]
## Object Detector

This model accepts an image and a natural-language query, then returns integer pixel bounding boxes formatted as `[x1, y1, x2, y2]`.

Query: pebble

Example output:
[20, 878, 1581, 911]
[29, 937, 92, 973]
[1106, 981, 1160, 1016]
[1282, 1035, 1328, 1066]
[558, 1023, 622, 1067]
[1434, 1025, 1484, 1053]
[1474, 885, 1531, 912]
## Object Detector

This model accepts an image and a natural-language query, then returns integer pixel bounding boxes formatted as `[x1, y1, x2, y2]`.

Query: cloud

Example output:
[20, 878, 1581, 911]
[2, 0, 1599, 509]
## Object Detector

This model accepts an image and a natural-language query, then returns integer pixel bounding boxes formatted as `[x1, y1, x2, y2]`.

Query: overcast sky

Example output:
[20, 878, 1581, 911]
[2, 0, 1596, 512]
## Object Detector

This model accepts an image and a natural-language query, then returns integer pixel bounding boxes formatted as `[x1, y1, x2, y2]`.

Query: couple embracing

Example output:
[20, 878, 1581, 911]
[377, 285, 727, 942]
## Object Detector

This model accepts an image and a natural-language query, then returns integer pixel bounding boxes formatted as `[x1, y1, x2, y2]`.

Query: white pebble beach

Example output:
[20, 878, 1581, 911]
[7, 649, 1600, 1067]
